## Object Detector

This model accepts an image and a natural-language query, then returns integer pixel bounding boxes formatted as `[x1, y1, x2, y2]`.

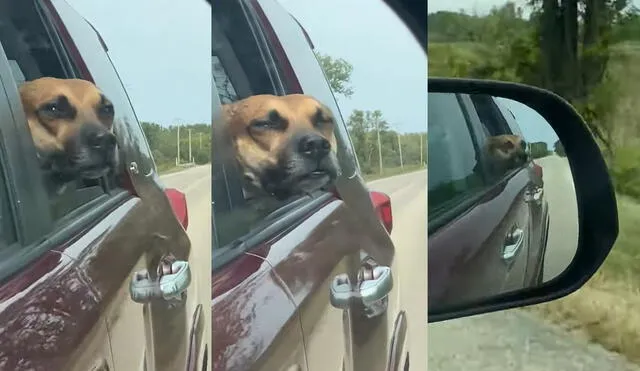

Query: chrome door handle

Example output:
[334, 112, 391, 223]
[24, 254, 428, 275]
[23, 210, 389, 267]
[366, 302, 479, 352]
[524, 187, 543, 203]
[330, 266, 393, 318]
[130, 259, 191, 303]
[502, 226, 524, 262]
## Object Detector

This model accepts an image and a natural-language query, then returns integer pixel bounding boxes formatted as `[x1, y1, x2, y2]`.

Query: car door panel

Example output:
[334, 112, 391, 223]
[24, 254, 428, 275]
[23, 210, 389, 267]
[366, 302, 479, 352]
[429, 169, 531, 308]
[211, 252, 307, 371]
[258, 195, 397, 371]
[0, 250, 114, 371]
[64, 186, 193, 371]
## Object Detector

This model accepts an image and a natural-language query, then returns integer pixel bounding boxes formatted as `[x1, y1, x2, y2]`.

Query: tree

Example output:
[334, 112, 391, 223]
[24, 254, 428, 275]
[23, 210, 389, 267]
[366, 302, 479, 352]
[554, 140, 567, 157]
[530, 141, 550, 158]
[314, 51, 354, 98]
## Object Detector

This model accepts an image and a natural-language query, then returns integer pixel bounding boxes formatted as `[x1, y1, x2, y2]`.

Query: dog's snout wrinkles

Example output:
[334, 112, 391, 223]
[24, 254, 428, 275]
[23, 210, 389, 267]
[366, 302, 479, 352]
[298, 134, 330, 160]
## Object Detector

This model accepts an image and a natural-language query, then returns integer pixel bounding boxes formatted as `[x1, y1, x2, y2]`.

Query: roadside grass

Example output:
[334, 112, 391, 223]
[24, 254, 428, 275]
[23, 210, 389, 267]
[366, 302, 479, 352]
[362, 163, 426, 182]
[524, 195, 640, 363]
[523, 41, 640, 364]
[156, 162, 207, 175]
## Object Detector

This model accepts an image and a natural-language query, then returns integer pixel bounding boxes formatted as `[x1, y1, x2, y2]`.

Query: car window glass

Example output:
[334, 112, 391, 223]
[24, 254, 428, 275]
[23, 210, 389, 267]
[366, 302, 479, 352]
[470, 94, 513, 136]
[0, 2, 127, 224]
[428, 92, 485, 218]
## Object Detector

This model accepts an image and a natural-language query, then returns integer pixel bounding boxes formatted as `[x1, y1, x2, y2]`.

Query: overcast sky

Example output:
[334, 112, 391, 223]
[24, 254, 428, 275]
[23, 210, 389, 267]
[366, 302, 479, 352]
[279, 0, 427, 134]
[67, 0, 426, 134]
[66, 0, 210, 127]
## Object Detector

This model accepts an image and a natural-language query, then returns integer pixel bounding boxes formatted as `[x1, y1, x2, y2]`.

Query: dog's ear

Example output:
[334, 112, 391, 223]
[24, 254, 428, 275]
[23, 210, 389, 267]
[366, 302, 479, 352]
[220, 103, 236, 125]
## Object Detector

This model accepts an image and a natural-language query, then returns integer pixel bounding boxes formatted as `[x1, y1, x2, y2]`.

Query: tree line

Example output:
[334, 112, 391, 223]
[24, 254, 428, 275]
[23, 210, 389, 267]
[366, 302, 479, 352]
[316, 52, 427, 176]
[429, 1, 640, 197]
[140, 122, 211, 172]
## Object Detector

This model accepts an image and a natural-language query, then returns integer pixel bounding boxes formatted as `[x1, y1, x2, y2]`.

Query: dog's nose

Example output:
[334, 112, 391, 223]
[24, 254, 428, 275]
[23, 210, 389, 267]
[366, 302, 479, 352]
[85, 127, 116, 150]
[298, 134, 330, 159]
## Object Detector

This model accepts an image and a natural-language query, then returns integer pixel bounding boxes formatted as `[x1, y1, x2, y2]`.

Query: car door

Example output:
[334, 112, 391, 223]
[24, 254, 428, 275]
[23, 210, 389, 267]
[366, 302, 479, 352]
[42, 1, 198, 370]
[428, 92, 531, 311]
[240, 2, 402, 371]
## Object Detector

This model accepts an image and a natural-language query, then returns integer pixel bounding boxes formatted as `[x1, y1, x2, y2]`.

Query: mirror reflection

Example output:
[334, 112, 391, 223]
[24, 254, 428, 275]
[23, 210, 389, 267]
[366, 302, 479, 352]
[428, 92, 578, 312]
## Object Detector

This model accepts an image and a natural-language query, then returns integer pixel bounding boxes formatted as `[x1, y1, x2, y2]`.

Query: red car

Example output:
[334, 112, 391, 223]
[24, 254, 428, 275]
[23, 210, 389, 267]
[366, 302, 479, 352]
[428, 91, 550, 311]
[0, 1, 207, 370]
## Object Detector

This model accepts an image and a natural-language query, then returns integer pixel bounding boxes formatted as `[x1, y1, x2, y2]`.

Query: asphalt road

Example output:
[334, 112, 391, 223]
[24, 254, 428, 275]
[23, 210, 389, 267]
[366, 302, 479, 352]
[428, 156, 640, 371]
[160, 164, 212, 371]
[368, 170, 428, 371]
[535, 155, 579, 281]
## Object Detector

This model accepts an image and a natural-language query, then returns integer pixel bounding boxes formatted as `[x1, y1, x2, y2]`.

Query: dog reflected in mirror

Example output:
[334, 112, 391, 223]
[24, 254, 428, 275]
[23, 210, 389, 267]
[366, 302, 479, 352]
[221, 94, 340, 202]
[484, 134, 529, 175]
[19, 77, 118, 190]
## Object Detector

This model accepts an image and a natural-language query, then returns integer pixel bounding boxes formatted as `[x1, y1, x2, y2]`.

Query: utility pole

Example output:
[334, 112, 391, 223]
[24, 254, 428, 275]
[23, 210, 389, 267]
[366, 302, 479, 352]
[376, 117, 383, 175]
[420, 133, 423, 165]
[176, 125, 181, 165]
[188, 128, 193, 164]
[397, 132, 404, 169]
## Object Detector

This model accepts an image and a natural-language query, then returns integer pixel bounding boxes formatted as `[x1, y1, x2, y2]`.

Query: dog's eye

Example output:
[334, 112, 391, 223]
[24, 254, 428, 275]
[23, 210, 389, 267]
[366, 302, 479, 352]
[43, 102, 60, 113]
[99, 104, 114, 116]
[250, 120, 280, 131]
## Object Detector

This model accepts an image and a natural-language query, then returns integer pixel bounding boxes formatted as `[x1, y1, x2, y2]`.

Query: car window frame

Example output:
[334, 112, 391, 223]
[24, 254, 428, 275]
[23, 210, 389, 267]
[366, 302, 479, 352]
[428, 93, 527, 235]
[464, 94, 527, 178]
[212, 0, 335, 271]
[0, 47, 133, 282]
[428, 93, 489, 232]
[2, 1, 123, 218]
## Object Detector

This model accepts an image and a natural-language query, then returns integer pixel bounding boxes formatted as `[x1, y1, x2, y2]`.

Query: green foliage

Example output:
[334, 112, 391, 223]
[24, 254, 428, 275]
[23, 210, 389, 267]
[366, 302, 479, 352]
[314, 51, 354, 98]
[553, 140, 566, 157]
[140, 122, 211, 172]
[609, 146, 640, 198]
[530, 141, 550, 159]
[346, 109, 426, 175]
[428, 0, 640, 199]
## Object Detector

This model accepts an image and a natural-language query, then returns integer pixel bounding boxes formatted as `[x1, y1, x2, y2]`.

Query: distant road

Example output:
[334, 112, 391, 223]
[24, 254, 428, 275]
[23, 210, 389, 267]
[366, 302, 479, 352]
[534, 155, 579, 281]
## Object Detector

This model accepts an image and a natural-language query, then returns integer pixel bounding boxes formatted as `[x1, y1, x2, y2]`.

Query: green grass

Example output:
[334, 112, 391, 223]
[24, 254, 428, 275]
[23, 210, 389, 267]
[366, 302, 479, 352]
[525, 195, 640, 363]
[428, 41, 486, 77]
[362, 163, 425, 182]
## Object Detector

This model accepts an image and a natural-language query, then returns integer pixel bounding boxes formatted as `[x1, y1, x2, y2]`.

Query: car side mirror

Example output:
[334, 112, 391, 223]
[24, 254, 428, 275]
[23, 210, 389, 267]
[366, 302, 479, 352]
[428, 78, 618, 322]
[164, 188, 189, 231]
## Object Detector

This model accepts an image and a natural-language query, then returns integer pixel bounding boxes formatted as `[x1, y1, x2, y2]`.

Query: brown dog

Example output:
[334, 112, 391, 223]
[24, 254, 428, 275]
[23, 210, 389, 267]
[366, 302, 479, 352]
[484, 134, 529, 175]
[221, 94, 340, 200]
[19, 77, 118, 182]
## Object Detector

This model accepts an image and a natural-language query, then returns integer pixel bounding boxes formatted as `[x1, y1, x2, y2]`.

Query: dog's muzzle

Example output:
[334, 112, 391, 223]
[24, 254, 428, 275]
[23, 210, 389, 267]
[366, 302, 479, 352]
[67, 123, 118, 179]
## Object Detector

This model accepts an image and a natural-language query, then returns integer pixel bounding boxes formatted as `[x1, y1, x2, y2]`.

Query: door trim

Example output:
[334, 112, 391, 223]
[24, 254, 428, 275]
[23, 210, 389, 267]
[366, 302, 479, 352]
[386, 310, 407, 371]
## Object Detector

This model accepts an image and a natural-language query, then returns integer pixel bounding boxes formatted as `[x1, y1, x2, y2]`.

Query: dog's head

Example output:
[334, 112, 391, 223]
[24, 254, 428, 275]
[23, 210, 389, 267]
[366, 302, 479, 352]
[19, 77, 118, 181]
[485, 134, 529, 171]
[222, 94, 340, 200]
